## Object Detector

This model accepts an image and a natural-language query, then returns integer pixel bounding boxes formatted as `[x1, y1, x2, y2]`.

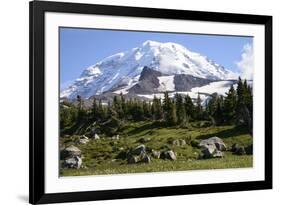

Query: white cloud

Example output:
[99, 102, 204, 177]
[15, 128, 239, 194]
[236, 43, 254, 80]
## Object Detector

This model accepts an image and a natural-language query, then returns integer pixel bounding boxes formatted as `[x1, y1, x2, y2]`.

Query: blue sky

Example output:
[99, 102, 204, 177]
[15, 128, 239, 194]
[60, 27, 253, 88]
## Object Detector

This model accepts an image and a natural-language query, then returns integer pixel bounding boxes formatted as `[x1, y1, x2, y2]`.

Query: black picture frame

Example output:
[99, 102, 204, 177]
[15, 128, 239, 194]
[29, 1, 272, 204]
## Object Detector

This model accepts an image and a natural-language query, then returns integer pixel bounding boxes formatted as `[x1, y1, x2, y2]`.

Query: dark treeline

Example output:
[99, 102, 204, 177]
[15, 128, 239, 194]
[60, 77, 253, 136]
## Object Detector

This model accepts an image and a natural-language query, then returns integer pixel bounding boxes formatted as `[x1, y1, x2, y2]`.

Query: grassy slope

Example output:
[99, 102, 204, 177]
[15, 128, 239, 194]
[60, 121, 253, 176]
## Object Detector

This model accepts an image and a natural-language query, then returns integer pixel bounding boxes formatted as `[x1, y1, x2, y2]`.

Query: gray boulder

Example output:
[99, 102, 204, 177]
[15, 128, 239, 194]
[60, 145, 81, 159]
[92, 133, 100, 140]
[63, 156, 82, 169]
[126, 145, 148, 164]
[128, 156, 139, 164]
[245, 144, 253, 155]
[127, 152, 151, 164]
[161, 150, 177, 160]
[202, 143, 217, 158]
[235, 147, 246, 155]
[199, 137, 226, 151]
[130, 144, 146, 156]
[141, 153, 151, 163]
[231, 143, 240, 152]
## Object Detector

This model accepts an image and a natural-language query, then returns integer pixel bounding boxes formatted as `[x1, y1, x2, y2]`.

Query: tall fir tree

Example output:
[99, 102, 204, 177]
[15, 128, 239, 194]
[184, 94, 194, 119]
[223, 85, 237, 123]
[76, 95, 87, 122]
[175, 93, 187, 125]
[195, 94, 203, 120]
[213, 96, 224, 125]
[151, 96, 162, 120]
[91, 98, 98, 120]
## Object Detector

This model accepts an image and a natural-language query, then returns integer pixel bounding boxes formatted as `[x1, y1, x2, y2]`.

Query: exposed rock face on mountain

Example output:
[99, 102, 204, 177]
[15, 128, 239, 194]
[128, 66, 162, 94]
[127, 66, 215, 94]
[61, 40, 237, 99]
[174, 74, 213, 91]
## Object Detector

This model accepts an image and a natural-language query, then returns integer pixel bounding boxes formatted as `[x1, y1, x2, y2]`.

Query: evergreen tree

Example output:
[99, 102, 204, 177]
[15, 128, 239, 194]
[120, 93, 127, 119]
[162, 92, 172, 123]
[170, 102, 178, 125]
[195, 94, 203, 120]
[60, 103, 78, 128]
[77, 95, 87, 122]
[206, 93, 218, 116]
[98, 99, 105, 120]
[91, 98, 98, 120]
[175, 93, 187, 125]
[184, 94, 194, 119]
[143, 101, 152, 119]
[223, 85, 237, 123]
[151, 96, 162, 120]
[235, 78, 252, 129]
[213, 96, 224, 125]
[112, 95, 124, 119]
[162, 92, 177, 125]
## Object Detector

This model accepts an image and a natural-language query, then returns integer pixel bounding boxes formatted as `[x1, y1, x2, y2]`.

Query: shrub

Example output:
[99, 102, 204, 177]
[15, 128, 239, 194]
[190, 139, 200, 148]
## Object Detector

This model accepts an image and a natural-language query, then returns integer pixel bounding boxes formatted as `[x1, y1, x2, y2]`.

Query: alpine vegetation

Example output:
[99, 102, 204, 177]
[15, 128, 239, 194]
[59, 40, 253, 176]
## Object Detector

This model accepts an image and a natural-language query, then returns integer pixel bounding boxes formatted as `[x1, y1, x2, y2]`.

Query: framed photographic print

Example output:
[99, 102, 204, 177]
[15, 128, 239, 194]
[29, 0, 272, 204]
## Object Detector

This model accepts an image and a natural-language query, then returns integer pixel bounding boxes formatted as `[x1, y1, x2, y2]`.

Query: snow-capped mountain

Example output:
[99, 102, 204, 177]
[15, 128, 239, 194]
[61, 40, 238, 99]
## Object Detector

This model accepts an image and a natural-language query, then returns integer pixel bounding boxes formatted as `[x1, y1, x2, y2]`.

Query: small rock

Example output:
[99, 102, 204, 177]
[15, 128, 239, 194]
[245, 144, 253, 155]
[111, 135, 119, 140]
[78, 135, 89, 144]
[235, 147, 246, 155]
[113, 146, 124, 152]
[80, 135, 88, 139]
[231, 143, 240, 152]
[179, 139, 186, 146]
[172, 139, 180, 146]
[151, 149, 161, 159]
[78, 139, 89, 144]
[63, 156, 82, 169]
[92, 133, 100, 140]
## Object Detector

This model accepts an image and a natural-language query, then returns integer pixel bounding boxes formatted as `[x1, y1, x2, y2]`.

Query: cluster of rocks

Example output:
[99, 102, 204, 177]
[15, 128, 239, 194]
[111, 135, 120, 140]
[198, 136, 253, 159]
[126, 144, 177, 164]
[171, 139, 186, 146]
[231, 143, 253, 155]
[127, 144, 151, 164]
[77, 135, 90, 144]
[60, 132, 104, 169]
[76, 133, 100, 145]
[199, 137, 226, 159]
